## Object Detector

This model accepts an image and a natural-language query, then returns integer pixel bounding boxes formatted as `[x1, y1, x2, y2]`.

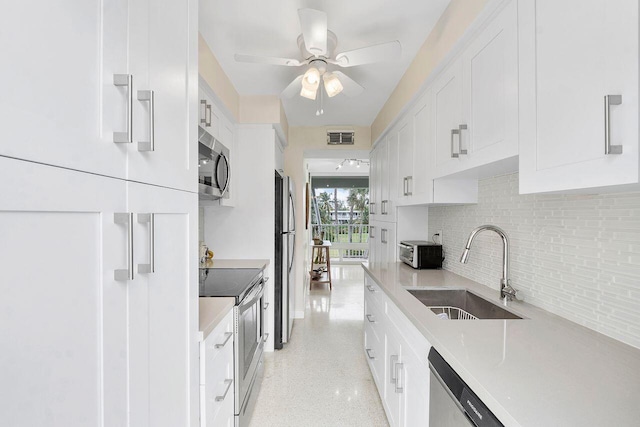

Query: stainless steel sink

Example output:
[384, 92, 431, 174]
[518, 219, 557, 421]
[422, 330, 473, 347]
[406, 288, 522, 320]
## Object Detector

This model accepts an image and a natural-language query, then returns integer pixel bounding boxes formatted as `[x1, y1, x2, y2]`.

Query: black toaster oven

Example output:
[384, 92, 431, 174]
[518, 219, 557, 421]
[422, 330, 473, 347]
[398, 240, 443, 269]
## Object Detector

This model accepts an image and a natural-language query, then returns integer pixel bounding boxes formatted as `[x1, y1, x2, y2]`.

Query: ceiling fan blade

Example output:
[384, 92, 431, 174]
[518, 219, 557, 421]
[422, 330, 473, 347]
[298, 8, 327, 56]
[234, 53, 303, 67]
[334, 41, 402, 67]
[281, 75, 304, 99]
[333, 71, 364, 97]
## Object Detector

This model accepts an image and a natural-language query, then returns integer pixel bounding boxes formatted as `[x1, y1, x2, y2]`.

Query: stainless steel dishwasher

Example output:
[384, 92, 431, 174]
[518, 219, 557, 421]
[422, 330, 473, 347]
[428, 348, 504, 427]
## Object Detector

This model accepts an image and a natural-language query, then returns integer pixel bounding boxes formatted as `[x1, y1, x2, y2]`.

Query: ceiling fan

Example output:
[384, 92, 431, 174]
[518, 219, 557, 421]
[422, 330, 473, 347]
[234, 8, 402, 114]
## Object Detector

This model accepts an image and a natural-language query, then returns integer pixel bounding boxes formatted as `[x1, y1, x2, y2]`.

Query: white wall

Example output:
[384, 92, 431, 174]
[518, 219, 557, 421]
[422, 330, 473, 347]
[428, 172, 640, 349]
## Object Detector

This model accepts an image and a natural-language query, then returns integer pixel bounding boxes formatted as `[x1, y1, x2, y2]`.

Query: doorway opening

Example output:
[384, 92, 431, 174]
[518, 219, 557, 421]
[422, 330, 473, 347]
[307, 159, 370, 264]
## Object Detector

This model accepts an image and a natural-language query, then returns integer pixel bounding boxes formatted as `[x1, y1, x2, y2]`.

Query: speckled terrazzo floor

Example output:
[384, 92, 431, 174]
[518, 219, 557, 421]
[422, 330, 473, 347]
[249, 265, 389, 427]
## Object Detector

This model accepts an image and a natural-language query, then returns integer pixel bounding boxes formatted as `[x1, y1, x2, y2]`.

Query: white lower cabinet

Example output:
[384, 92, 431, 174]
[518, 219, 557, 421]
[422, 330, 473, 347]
[363, 272, 431, 427]
[200, 309, 235, 427]
[0, 157, 197, 427]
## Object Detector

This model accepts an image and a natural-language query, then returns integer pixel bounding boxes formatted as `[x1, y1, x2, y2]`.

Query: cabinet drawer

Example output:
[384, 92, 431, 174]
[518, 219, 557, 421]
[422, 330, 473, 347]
[201, 351, 234, 426]
[208, 386, 235, 427]
[364, 275, 384, 308]
[364, 321, 384, 387]
[200, 308, 234, 384]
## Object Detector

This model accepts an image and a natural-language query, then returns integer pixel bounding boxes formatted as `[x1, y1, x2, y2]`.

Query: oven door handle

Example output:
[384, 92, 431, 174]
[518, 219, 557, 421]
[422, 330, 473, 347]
[398, 243, 413, 250]
[239, 279, 265, 310]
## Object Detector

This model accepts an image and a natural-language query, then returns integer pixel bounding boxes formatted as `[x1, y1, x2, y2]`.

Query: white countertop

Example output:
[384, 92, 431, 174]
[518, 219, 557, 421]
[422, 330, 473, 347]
[199, 258, 269, 270]
[363, 262, 640, 427]
[199, 297, 235, 339]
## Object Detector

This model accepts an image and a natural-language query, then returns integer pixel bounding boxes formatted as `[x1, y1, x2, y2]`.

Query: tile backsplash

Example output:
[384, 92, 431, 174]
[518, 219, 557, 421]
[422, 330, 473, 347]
[429, 173, 640, 349]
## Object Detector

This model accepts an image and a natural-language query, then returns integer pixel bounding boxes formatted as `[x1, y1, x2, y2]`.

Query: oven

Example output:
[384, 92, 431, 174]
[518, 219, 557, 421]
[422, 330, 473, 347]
[234, 276, 265, 426]
[198, 125, 230, 200]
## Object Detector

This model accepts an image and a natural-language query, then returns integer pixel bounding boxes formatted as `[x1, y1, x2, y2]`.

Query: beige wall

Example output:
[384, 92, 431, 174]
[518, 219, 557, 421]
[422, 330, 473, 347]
[284, 126, 372, 316]
[199, 34, 289, 139]
[199, 34, 240, 121]
[371, 0, 489, 142]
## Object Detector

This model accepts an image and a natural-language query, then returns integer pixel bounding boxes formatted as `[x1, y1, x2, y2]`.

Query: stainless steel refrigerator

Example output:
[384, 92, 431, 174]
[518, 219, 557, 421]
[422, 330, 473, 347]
[274, 172, 296, 349]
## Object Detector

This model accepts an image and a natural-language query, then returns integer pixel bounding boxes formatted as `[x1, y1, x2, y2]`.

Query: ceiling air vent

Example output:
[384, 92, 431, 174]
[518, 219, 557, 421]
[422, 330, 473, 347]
[327, 131, 355, 145]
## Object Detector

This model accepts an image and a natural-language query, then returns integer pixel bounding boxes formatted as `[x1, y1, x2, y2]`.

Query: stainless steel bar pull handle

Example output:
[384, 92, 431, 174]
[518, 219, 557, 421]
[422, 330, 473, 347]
[113, 74, 133, 143]
[370, 226, 375, 239]
[206, 104, 212, 127]
[370, 202, 375, 215]
[450, 129, 460, 158]
[458, 124, 468, 155]
[366, 314, 376, 323]
[264, 302, 269, 310]
[214, 332, 232, 349]
[381, 229, 388, 244]
[604, 95, 623, 154]
[407, 176, 413, 196]
[366, 285, 376, 293]
[200, 100, 207, 124]
[365, 348, 376, 360]
[390, 355, 398, 383]
[114, 213, 134, 281]
[215, 379, 233, 402]
[137, 90, 155, 152]
[394, 362, 404, 393]
[263, 332, 270, 343]
[137, 213, 155, 274]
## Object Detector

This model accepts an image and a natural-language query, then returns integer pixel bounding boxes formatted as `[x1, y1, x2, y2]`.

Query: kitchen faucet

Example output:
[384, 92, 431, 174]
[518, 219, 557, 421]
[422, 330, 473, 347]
[460, 225, 518, 305]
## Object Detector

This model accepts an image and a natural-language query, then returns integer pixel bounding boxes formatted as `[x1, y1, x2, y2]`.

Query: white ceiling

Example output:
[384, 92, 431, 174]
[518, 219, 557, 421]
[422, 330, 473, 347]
[199, 0, 451, 127]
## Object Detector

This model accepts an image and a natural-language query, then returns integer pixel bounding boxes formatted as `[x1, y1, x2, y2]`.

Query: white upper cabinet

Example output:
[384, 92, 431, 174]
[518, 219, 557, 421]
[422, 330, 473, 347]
[0, 0, 197, 192]
[518, 0, 639, 193]
[433, 0, 518, 178]
[378, 134, 398, 222]
[397, 91, 434, 205]
[461, 0, 518, 167]
[397, 118, 413, 202]
[127, 0, 197, 192]
[433, 58, 465, 177]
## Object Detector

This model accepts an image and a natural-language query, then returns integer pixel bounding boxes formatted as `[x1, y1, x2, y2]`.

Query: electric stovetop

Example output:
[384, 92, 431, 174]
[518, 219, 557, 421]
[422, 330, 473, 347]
[199, 268, 263, 303]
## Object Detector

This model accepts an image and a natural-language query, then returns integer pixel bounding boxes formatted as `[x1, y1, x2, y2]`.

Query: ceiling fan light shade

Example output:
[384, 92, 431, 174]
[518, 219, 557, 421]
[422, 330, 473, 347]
[323, 72, 343, 97]
[300, 85, 318, 100]
[303, 66, 321, 86]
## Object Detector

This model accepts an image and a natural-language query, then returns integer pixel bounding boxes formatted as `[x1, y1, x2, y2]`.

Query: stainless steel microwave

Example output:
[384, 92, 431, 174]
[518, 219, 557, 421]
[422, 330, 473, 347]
[198, 126, 230, 200]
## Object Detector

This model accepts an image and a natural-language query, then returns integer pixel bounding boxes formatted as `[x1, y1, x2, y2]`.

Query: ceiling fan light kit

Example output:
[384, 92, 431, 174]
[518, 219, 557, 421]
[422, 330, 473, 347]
[235, 8, 402, 114]
[323, 72, 343, 98]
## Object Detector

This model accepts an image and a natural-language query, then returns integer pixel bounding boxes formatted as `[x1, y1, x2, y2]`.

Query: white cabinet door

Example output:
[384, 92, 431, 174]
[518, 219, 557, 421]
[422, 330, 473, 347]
[411, 92, 434, 204]
[127, 182, 197, 427]
[0, 158, 128, 427]
[433, 58, 465, 177]
[369, 144, 381, 221]
[384, 330, 404, 427]
[519, 0, 639, 193]
[461, 0, 518, 168]
[379, 135, 398, 222]
[397, 119, 414, 203]
[400, 347, 430, 427]
[0, 0, 129, 179]
[379, 224, 397, 264]
[128, 0, 198, 192]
